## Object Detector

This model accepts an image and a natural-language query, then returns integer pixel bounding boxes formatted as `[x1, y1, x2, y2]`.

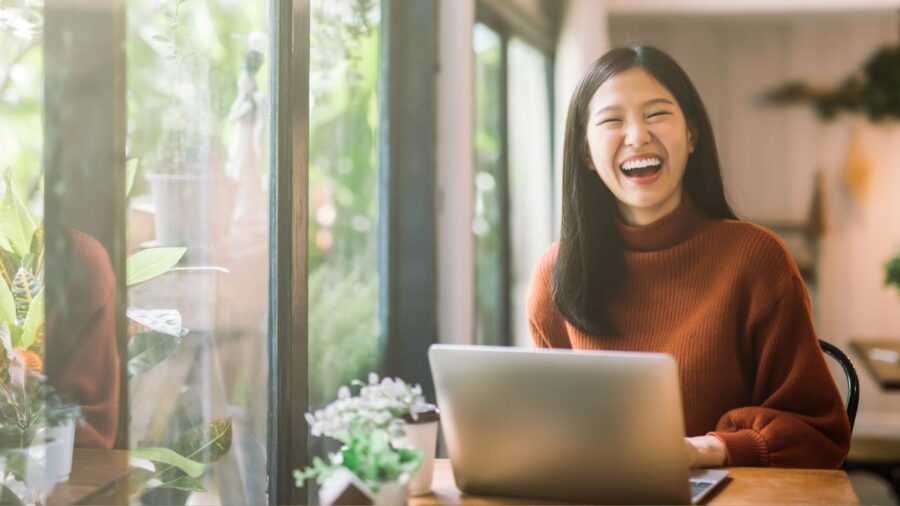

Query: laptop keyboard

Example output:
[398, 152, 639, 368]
[690, 480, 714, 502]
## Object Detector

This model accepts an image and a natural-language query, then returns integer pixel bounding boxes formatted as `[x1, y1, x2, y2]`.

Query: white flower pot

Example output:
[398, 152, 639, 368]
[399, 408, 440, 496]
[47, 419, 76, 482]
[317, 468, 408, 506]
[372, 480, 407, 505]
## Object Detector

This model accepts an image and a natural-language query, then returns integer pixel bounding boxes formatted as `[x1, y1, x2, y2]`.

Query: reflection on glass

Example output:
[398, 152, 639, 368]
[308, 0, 381, 411]
[125, 0, 269, 503]
[507, 38, 553, 348]
[473, 23, 503, 346]
[0, 2, 62, 502]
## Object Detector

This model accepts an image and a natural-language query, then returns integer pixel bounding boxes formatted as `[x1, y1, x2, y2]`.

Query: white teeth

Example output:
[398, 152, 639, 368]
[621, 157, 662, 171]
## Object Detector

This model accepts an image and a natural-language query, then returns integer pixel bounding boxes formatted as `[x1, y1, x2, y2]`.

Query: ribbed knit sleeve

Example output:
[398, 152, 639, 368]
[526, 243, 570, 349]
[710, 268, 850, 468]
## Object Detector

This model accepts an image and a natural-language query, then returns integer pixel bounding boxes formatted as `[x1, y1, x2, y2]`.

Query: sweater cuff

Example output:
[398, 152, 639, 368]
[709, 429, 770, 467]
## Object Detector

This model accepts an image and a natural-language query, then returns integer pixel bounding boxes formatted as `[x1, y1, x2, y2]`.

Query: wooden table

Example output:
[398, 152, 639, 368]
[851, 340, 900, 390]
[47, 448, 130, 505]
[409, 459, 859, 505]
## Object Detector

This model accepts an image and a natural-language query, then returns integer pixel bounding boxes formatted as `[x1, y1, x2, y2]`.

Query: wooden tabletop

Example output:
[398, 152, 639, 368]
[409, 459, 859, 505]
[47, 448, 130, 505]
[851, 340, 900, 390]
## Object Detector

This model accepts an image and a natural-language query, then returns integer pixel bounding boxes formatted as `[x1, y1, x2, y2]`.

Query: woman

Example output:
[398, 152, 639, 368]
[527, 45, 850, 469]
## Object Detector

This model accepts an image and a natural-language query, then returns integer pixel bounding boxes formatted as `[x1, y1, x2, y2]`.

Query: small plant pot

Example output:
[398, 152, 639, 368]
[372, 480, 408, 505]
[47, 419, 76, 482]
[400, 406, 440, 496]
[317, 468, 408, 506]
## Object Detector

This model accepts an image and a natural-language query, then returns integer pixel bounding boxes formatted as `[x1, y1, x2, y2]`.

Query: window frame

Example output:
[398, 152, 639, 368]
[378, 0, 439, 400]
[473, 0, 557, 348]
[267, 0, 310, 503]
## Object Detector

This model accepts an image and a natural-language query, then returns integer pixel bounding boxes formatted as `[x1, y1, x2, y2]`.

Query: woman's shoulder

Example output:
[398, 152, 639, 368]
[528, 241, 561, 309]
[535, 241, 560, 273]
[708, 219, 802, 283]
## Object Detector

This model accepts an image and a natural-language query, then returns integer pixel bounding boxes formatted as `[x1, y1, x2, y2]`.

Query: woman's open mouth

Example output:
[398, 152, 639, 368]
[619, 156, 663, 185]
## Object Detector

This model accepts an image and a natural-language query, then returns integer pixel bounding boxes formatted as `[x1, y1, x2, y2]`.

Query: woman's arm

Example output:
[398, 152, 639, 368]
[709, 275, 850, 468]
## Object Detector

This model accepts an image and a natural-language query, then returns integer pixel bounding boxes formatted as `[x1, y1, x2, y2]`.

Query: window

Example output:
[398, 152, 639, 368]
[472, 7, 555, 348]
[0, 0, 437, 503]
[124, 0, 271, 503]
[308, 0, 381, 411]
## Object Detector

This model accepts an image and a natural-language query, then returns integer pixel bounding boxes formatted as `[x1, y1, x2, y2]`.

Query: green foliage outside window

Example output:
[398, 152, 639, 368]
[308, 0, 381, 409]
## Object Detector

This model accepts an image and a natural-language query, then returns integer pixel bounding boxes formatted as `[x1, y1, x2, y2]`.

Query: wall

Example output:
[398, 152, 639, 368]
[435, 0, 476, 345]
[610, 12, 900, 433]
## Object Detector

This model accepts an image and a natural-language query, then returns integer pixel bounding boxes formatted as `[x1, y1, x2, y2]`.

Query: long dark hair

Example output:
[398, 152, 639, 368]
[553, 45, 737, 336]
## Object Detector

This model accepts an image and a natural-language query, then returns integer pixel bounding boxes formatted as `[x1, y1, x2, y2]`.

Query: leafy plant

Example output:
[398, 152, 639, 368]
[128, 416, 233, 496]
[886, 252, 900, 292]
[294, 374, 425, 492]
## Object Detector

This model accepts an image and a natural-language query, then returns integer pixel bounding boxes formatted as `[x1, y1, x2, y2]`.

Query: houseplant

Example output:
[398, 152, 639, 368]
[0, 167, 232, 501]
[886, 251, 900, 293]
[294, 374, 435, 505]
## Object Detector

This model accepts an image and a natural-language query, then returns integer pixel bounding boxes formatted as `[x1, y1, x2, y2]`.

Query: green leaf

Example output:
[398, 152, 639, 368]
[128, 447, 204, 478]
[127, 331, 183, 377]
[0, 275, 17, 324]
[0, 170, 36, 257]
[8, 324, 22, 349]
[126, 308, 188, 337]
[0, 248, 19, 288]
[125, 158, 139, 197]
[28, 222, 43, 279]
[172, 416, 233, 465]
[0, 323, 12, 360]
[19, 289, 42, 349]
[158, 476, 205, 492]
[11, 267, 38, 321]
[126, 247, 186, 286]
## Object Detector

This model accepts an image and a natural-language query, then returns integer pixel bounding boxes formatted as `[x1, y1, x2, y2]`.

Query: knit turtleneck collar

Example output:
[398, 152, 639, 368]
[615, 196, 709, 252]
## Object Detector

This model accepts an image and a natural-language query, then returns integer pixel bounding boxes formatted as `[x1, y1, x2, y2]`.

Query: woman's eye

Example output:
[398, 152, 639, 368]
[599, 118, 621, 125]
[647, 111, 671, 119]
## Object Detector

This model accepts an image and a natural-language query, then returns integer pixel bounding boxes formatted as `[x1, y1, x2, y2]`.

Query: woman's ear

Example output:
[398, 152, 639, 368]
[687, 126, 697, 154]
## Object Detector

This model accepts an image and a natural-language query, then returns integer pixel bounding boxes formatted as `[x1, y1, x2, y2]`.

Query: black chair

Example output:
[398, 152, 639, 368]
[820, 339, 859, 432]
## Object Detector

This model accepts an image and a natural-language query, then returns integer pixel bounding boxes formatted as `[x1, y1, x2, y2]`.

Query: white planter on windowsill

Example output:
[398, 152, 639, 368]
[47, 419, 76, 483]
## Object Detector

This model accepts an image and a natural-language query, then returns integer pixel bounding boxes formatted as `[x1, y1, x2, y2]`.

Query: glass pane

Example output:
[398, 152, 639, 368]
[472, 23, 503, 346]
[308, 0, 381, 409]
[507, 38, 552, 348]
[125, 0, 269, 503]
[0, 0, 50, 501]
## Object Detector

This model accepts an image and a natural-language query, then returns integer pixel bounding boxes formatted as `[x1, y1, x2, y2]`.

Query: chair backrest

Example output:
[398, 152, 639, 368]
[819, 339, 859, 432]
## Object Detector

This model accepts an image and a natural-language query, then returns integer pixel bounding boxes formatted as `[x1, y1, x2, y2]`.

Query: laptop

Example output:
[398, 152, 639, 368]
[428, 344, 729, 504]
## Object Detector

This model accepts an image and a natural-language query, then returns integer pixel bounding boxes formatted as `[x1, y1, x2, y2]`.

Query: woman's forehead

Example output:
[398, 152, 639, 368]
[589, 67, 678, 112]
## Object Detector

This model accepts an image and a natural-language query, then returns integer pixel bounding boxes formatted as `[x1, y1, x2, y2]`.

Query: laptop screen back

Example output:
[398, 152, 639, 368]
[429, 344, 692, 504]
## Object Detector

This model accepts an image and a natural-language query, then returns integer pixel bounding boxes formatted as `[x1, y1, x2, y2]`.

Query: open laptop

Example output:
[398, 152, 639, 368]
[428, 344, 729, 504]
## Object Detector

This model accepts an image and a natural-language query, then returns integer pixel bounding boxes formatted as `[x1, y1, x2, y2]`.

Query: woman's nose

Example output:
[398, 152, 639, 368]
[624, 121, 651, 147]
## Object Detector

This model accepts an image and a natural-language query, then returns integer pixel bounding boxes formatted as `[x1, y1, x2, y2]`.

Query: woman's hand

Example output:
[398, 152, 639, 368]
[684, 435, 727, 468]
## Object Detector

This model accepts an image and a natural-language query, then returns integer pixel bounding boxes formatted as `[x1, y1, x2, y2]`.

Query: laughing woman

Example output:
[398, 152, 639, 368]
[527, 45, 850, 469]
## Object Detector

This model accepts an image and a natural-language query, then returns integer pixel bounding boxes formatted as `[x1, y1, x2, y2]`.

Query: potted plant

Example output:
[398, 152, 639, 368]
[294, 373, 439, 505]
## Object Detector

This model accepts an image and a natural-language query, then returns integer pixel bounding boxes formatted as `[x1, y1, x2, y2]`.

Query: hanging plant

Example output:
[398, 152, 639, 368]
[762, 43, 900, 122]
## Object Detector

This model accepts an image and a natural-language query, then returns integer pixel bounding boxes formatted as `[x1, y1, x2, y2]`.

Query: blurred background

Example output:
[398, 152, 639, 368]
[1, 0, 899, 503]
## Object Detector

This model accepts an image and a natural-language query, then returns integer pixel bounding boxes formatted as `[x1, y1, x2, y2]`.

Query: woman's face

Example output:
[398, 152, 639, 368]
[585, 67, 694, 226]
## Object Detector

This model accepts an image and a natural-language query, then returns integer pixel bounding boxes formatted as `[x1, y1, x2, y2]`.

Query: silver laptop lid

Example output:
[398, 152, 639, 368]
[429, 344, 692, 504]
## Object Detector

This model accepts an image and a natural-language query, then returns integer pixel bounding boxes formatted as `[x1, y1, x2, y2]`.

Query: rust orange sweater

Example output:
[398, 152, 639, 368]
[527, 199, 850, 468]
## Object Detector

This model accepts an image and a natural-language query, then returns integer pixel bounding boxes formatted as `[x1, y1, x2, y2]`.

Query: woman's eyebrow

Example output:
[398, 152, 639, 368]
[643, 98, 674, 108]
[593, 98, 674, 117]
